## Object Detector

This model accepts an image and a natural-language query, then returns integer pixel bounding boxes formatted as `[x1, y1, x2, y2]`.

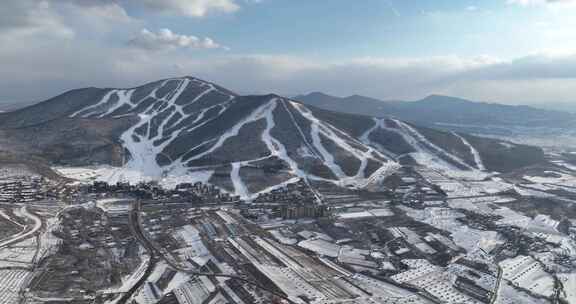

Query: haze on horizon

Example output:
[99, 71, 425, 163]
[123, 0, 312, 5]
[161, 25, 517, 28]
[2, 0, 576, 106]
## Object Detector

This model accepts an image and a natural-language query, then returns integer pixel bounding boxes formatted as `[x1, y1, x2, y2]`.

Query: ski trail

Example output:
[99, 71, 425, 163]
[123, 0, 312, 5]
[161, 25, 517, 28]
[70, 90, 116, 118]
[195, 97, 397, 195]
[290, 102, 395, 185]
[70, 78, 234, 176]
[359, 118, 397, 159]
[281, 99, 389, 185]
[261, 99, 306, 177]
[228, 98, 334, 198]
[185, 100, 277, 162]
[355, 119, 403, 184]
[291, 102, 352, 179]
[69, 79, 407, 191]
[360, 118, 382, 143]
[451, 132, 486, 171]
[191, 85, 215, 103]
[291, 102, 384, 162]
[119, 79, 192, 179]
[360, 117, 474, 174]
[357, 162, 401, 189]
[393, 119, 476, 171]
[186, 103, 230, 132]
[68, 77, 238, 184]
[71, 89, 138, 118]
[310, 123, 347, 179]
[98, 90, 135, 118]
[231, 162, 249, 199]
[354, 149, 372, 180]
[261, 99, 333, 187]
[229, 98, 309, 199]
[280, 99, 321, 159]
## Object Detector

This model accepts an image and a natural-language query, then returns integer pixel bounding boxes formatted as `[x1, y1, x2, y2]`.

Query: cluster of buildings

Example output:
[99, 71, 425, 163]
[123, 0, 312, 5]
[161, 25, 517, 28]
[253, 179, 319, 205]
[243, 179, 329, 220]
[134, 205, 435, 304]
[0, 176, 52, 203]
[10, 160, 574, 304]
[85, 181, 240, 204]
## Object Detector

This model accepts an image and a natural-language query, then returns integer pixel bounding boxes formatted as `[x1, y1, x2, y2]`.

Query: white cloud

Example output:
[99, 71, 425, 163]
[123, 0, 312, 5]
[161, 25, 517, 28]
[0, 0, 74, 39]
[70, 51, 576, 103]
[0, 0, 141, 40]
[507, 0, 576, 6]
[6, 41, 576, 106]
[135, 0, 240, 17]
[25, 0, 242, 23]
[69, 2, 133, 23]
[56, 2, 139, 35]
[2, 0, 576, 106]
[129, 28, 225, 51]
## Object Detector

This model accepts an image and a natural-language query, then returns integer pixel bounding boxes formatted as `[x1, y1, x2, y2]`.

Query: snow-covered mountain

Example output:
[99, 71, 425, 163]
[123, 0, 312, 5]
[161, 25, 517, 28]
[0, 77, 544, 198]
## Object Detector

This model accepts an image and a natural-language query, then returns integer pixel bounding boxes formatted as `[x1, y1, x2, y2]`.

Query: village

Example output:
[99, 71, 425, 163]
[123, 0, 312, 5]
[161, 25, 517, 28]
[0, 162, 575, 304]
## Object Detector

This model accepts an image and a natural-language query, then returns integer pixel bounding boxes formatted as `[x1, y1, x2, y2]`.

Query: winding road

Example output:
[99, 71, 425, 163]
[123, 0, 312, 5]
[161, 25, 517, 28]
[0, 206, 42, 249]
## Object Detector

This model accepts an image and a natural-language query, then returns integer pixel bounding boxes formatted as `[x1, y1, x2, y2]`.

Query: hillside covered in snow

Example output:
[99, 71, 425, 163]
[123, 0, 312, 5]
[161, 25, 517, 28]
[0, 77, 545, 198]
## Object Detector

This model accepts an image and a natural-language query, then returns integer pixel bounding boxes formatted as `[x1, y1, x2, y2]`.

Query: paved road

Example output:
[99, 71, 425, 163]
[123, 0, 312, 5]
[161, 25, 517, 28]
[444, 194, 513, 201]
[0, 206, 43, 249]
[490, 266, 503, 304]
[116, 203, 159, 304]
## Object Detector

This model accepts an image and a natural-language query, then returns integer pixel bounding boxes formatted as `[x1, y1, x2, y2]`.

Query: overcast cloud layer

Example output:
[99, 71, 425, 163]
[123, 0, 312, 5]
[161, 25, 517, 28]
[2, 0, 576, 105]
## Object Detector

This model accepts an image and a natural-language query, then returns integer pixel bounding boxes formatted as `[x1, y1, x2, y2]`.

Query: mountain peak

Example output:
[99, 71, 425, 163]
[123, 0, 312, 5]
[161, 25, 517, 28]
[343, 94, 388, 103]
[297, 91, 338, 99]
[419, 94, 474, 104]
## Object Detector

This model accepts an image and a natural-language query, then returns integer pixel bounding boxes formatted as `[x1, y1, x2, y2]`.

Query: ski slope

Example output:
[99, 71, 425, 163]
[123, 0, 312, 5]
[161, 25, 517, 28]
[63, 77, 495, 197]
[196, 98, 399, 199]
[70, 77, 235, 183]
[451, 132, 486, 171]
[360, 118, 488, 174]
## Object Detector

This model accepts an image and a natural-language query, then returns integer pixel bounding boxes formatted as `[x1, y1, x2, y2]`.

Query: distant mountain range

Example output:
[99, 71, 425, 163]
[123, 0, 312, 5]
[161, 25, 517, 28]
[0, 101, 37, 113]
[0, 77, 545, 197]
[295, 92, 576, 137]
[535, 102, 576, 114]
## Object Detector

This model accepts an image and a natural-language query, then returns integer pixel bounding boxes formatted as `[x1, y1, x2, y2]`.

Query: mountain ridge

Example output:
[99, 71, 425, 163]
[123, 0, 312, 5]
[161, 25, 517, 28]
[0, 76, 545, 198]
[295, 92, 576, 133]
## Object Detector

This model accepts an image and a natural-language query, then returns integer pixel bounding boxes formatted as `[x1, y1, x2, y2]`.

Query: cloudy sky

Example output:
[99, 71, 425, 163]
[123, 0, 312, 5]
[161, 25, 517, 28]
[2, 0, 576, 105]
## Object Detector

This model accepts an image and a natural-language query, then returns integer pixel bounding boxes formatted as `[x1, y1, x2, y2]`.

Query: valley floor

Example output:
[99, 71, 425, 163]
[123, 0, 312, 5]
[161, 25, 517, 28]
[2, 151, 576, 304]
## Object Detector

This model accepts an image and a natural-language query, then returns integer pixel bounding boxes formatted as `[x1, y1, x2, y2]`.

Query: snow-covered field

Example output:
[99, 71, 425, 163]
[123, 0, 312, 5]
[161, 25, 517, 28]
[0, 270, 30, 304]
[54, 166, 214, 190]
[336, 208, 392, 219]
[433, 178, 513, 198]
[0, 166, 38, 179]
[523, 171, 576, 196]
[400, 206, 499, 254]
[392, 259, 482, 304]
[560, 273, 576, 304]
[500, 255, 555, 298]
